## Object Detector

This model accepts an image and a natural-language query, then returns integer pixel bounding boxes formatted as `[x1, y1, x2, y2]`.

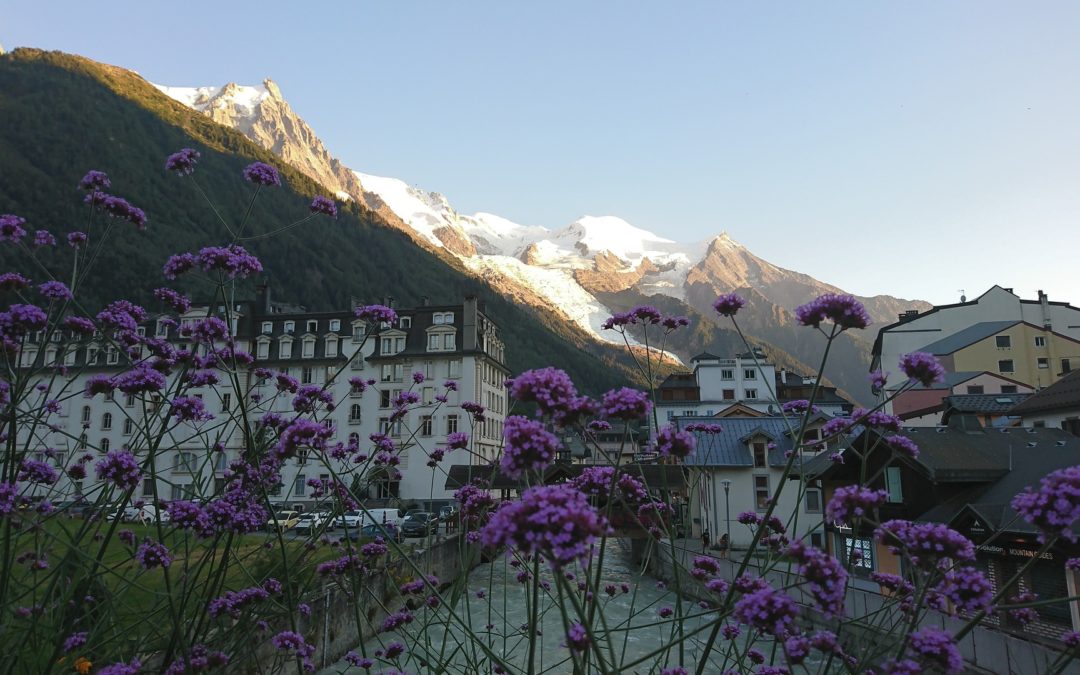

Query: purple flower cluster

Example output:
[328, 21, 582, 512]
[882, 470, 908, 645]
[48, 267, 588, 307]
[94, 451, 142, 491]
[655, 424, 695, 459]
[165, 148, 200, 175]
[934, 566, 994, 615]
[786, 539, 848, 617]
[0, 214, 26, 242]
[906, 628, 964, 674]
[153, 287, 192, 314]
[781, 400, 818, 415]
[354, 304, 397, 324]
[884, 434, 920, 459]
[685, 422, 723, 434]
[271, 631, 314, 669]
[208, 581, 280, 618]
[171, 396, 214, 422]
[507, 366, 578, 416]
[565, 622, 590, 652]
[243, 162, 281, 186]
[499, 415, 562, 479]
[79, 170, 111, 191]
[95, 193, 148, 229]
[733, 584, 799, 637]
[713, 292, 747, 317]
[33, 230, 55, 247]
[869, 369, 888, 390]
[795, 294, 870, 331]
[135, 539, 172, 569]
[899, 351, 946, 387]
[112, 366, 167, 394]
[455, 483, 495, 528]
[164, 245, 263, 280]
[1012, 464, 1080, 542]
[18, 459, 58, 485]
[481, 484, 605, 568]
[309, 195, 338, 217]
[825, 485, 886, 524]
[0, 272, 30, 290]
[876, 519, 975, 569]
[600, 387, 652, 420]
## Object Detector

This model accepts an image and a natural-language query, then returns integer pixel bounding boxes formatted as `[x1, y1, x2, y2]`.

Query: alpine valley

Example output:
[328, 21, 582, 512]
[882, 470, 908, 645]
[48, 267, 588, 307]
[0, 49, 930, 403]
[151, 76, 930, 404]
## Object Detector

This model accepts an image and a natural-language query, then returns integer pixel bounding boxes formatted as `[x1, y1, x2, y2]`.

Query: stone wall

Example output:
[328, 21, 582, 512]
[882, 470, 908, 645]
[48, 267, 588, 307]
[642, 540, 1080, 675]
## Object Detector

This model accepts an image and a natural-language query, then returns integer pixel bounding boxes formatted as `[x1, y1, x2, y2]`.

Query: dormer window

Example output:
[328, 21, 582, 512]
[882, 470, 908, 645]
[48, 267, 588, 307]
[256, 338, 270, 360]
[329, 319, 341, 332]
[433, 312, 455, 325]
[156, 320, 169, 336]
[325, 336, 339, 358]
[261, 321, 273, 334]
[400, 317, 412, 329]
[306, 320, 318, 333]
[302, 337, 315, 358]
[279, 336, 293, 359]
[284, 321, 295, 334]
[352, 321, 366, 342]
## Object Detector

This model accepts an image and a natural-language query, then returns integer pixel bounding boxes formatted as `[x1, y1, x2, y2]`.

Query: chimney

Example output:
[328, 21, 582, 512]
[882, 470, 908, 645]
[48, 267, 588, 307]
[780, 368, 787, 384]
[1039, 289, 1051, 329]
[897, 309, 920, 324]
[463, 295, 478, 351]
[422, 296, 430, 307]
[257, 283, 271, 314]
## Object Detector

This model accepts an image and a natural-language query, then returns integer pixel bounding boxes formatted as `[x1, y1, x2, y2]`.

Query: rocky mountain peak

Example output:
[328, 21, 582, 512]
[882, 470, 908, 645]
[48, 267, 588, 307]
[263, 78, 283, 101]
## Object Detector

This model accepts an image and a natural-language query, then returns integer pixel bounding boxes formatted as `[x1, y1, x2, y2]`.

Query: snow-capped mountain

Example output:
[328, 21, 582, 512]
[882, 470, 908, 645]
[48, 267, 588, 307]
[152, 78, 931, 392]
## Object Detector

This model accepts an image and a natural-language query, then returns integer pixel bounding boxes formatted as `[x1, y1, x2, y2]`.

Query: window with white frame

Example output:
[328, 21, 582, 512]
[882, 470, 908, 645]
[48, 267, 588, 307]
[325, 337, 338, 358]
[306, 320, 318, 333]
[294, 474, 306, 496]
[329, 319, 341, 332]
[174, 452, 197, 473]
[743, 369, 757, 380]
[284, 321, 295, 334]
[81, 406, 91, 424]
[301, 367, 313, 384]
[449, 359, 462, 378]
[805, 488, 823, 513]
[349, 404, 362, 423]
[721, 369, 734, 380]
[443, 333, 456, 350]
[123, 418, 134, 436]
[400, 317, 411, 329]
[744, 388, 758, 400]
[279, 338, 293, 359]
[261, 321, 273, 334]
[446, 414, 459, 434]
[420, 415, 433, 436]
[754, 475, 770, 510]
[256, 340, 270, 360]
[1035, 336, 1047, 347]
[352, 322, 365, 341]
[87, 347, 98, 365]
[843, 536, 874, 571]
[221, 393, 232, 412]
[100, 438, 110, 453]
[302, 338, 315, 358]
[101, 413, 112, 430]
[885, 466, 903, 502]
[156, 320, 169, 336]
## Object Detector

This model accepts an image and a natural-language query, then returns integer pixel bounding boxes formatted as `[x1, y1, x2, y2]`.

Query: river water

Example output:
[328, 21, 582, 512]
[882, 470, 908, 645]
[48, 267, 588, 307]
[321, 539, 799, 674]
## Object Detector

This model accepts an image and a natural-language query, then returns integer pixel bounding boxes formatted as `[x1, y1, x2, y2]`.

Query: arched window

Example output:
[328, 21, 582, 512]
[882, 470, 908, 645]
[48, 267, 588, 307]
[81, 406, 91, 424]
[349, 404, 362, 423]
[77, 433, 88, 450]
[101, 412, 112, 430]
[100, 438, 110, 453]
[348, 432, 360, 448]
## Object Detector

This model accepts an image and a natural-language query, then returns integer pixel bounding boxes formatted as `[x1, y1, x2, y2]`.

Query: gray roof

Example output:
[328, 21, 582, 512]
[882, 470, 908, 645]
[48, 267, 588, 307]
[678, 416, 809, 468]
[889, 371, 984, 392]
[944, 393, 1031, 414]
[917, 443, 1080, 536]
[1010, 369, 1080, 415]
[918, 321, 1020, 356]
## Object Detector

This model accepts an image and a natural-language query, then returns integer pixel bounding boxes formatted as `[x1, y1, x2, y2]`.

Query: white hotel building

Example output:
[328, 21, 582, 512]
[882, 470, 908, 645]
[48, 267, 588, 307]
[17, 286, 508, 511]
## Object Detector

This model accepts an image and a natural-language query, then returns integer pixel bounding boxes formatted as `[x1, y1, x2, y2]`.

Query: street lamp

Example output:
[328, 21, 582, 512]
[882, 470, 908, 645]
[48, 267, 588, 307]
[720, 479, 732, 547]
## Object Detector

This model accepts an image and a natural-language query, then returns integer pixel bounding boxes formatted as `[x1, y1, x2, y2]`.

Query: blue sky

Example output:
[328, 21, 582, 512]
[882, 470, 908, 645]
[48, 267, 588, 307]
[4, 1, 1080, 304]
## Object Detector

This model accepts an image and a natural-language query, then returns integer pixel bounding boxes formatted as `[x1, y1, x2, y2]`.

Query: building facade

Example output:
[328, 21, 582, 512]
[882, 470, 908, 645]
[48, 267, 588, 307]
[17, 287, 508, 512]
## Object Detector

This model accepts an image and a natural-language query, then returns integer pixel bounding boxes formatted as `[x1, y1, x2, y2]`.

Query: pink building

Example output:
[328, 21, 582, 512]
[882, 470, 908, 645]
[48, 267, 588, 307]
[889, 371, 1034, 426]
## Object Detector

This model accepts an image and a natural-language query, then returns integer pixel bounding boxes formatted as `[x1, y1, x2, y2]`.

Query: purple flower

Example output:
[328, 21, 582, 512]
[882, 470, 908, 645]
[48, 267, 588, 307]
[345, 652, 374, 668]
[37, 280, 72, 301]
[506, 367, 579, 418]
[171, 396, 214, 422]
[62, 632, 88, 652]
[781, 400, 818, 415]
[795, 294, 870, 331]
[165, 148, 200, 175]
[565, 622, 590, 652]
[0, 272, 31, 291]
[713, 292, 747, 317]
[906, 628, 963, 674]
[685, 422, 723, 433]
[63, 316, 95, 335]
[78, 170, 111, 191]
[876, 520, 974, 569]
[153, 287, 191, 313]
[480, 484, 605, 568]
[135, 539, 172, 569]
[661, 315, 690, 330]
[32, 230, 56, 247]
[899, 352, 946, 387]
[499, 415, 561, 479]
[310, 195, 337, 217]
[785, 539, 847, 617]
[0, 214, 27, 242]
[600, 387, 652, 420]
[163, 252, 196, 279]
[112, 367, 167, 395]
[18, 459, 58, 485]
[826, 486, 887, 524]
[446, 431, 469, 449]
[243, 161, 281, 186]
[384, 641, 405, 659]
[196, 245, 263, 278]
[655, 424, 695, 459]
[97, 659, 141, 675]
[354, 304, 397, 324]
[1006, 591, 1039, 626]
[94, 450, 142, 490]
[885, 434, 919, 459]
[1012, 464, 1080, 542]
[67, 231, 88, 248]
[869, 369, 888, 390]
[934, 566, 994, 615]
[99, 194, 148, 229]
[271, 631, 314, 661]
[658, 606, 674, 618]
[733, 584, 799, 637]
[1063, 631, 1080, 648]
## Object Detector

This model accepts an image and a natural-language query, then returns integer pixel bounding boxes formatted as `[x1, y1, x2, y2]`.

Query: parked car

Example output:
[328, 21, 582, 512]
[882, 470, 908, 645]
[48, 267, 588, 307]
[335, 510, 363, 529]
[293, 512, 329, 534]
[401, 512, 439, 537]
[266, 510, 301, 531]
[438, 505, 458, 522]
[343, 522, 403, 543]
[106, 504, 164, 525]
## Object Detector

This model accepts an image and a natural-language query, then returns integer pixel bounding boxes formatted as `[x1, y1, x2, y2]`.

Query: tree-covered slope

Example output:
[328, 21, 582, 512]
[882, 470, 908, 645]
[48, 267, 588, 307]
[0, 48, 641, 393]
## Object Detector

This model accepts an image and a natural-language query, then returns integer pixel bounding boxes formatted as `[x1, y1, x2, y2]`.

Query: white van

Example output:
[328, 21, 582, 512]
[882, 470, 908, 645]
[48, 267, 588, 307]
[363, 508, 404, 528]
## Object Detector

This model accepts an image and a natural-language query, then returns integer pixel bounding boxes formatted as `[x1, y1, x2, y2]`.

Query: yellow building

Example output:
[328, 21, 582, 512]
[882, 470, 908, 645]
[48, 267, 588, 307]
[921, 320, 1080, 390]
